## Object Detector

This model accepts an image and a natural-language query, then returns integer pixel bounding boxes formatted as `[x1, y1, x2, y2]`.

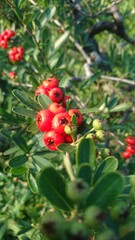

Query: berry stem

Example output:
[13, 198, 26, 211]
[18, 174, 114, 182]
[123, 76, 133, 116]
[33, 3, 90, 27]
[63, 152, 75, 181]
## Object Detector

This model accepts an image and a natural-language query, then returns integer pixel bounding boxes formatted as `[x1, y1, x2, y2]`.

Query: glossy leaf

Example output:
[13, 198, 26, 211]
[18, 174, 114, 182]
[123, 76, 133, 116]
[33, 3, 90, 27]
[37, 94, 52, 109]
[110, 103, 131, 112]
[76, 138, 95, 168]
[85, 172, 124, 209]
[80, 108, 99, 114]
[77, 164, 92, 185]
[4, 146, 19, 156]
[12, 133, 29, 153]
[12, 89, 40, 111]
[33, 155, 53, 168]
[38, 6, 56, 28]
[12, 107, 36, 118]
[93, 156, 118, 184]
[27, 172, 38, 194]
[38, 167, 73, 211]
[54, 31, 70, 51]
[11, 166, 28, 176]
[57, 143, 76, 153]
[9, 155, 28, 168]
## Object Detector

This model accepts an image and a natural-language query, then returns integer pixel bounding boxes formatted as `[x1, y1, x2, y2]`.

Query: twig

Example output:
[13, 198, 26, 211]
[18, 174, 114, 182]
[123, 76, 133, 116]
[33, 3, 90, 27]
[68, 0, 124, 18]
[63, 152, 75, 181]
[101, 75, 135, 85]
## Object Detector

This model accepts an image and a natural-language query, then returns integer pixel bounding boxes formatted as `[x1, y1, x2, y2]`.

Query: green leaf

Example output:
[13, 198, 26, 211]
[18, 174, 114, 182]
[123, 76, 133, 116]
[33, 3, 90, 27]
[27, 122, 38, 133]
[33, 155, 53, 168]
[12, 133, 29, 153]
[9, 155, 28, 168]
[93, 156, 118, 184]
[77, 164, 92, 185]
[12, 89, 40, 111]
[3, 146, 19, 155]
[37, 94, 52, 109]
[11, 166, 28, 176]
[12, 107, 36, 118]
[80, 108, 99, 114]
[38, 167, 73, 211]
[85, 172, 124, 209]
[54, 31, 70, 51]
[76, 138, 95, 168]
[110, 103, 131, 112]
[27, 172, 38, 194]
[38, 6, 56, 28]
[57, 143, 76, 153]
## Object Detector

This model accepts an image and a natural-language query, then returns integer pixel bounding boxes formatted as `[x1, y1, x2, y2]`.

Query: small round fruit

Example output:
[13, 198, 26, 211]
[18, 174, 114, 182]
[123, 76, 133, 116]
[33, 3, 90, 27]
[48, 102, 66, 115]
[96, 130, 105, 142]
[42, 77, 59, 89]
[126, 145, 135, 154]
[49, 87, 64, 103]
[63, 133, 73, 143]
[43, 130, 65, 151]
[36, 109, 54, 132]
[62, 95, 71, 108]
[52, 112, 71, 134]
[92, 119, 103, 130]
[121, 151, 132, 159]
[126, 136, 135, 146]
[66, 179, 89, 202]
[64, 124, 77, 135]
[84, 206, 104, 226]
[35, 84, 49, 96]
[101, 148, 111, 159]
[68, 109, 83, 126]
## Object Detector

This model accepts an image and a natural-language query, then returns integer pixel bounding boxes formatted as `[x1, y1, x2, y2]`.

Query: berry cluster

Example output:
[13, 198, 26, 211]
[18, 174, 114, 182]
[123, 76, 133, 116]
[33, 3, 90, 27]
[35, 77, 83, 151]
[122, 136, 135, 159]
[8, 71, 16, 79]
[0, 29, 15, 49]
[0, 28, 24, 65]
[8, 46, 25, 62]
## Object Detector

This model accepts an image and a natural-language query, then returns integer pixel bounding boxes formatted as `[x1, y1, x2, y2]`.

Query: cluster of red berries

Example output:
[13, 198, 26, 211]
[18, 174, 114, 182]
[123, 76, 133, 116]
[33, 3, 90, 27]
[121, 136, 135, 159]
[35, 77, 83, 151]
[0, 29, 15, 49]
[8, 46, 25, 62]
[0, 29, 24, 63]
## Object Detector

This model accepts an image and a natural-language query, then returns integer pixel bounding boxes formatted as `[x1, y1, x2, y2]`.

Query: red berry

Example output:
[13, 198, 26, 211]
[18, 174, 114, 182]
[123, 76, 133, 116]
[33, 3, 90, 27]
[35, 84, 49, 96]
[121, 151, 132, 159]
[49, 87, 64, 103]
[36, 109, 54, 132]
[68, 109, 83, 126]
[43, 130, 65, 150]
[52, 112, 71, 134]
[62, 95, 71, 108]
[126, 145, 135, 154]
[126, 136, 135, 146]
[0, 39, 8, 49]
[64, 133, 73, 143]
[8, 71, 16, 79]
[8, 46, 24, 62]
[48, 102, 66, 115]
[42, 77, 59, 89]
[3, 29, 15, 40]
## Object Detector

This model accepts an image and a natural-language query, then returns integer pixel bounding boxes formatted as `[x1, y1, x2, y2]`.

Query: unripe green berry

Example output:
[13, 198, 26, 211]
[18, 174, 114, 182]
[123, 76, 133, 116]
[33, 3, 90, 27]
[66, 179, 89, 202]
[97, 229, 116, 240]
[110, 201, 129, 220]
[101, 148, 111, 159]
[92, 119, 103, 130]
[66, 222, 89, 240]
[84, 206, 104, 227]
[64, 124, 77, 135]
[96, 130, 105, 142]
